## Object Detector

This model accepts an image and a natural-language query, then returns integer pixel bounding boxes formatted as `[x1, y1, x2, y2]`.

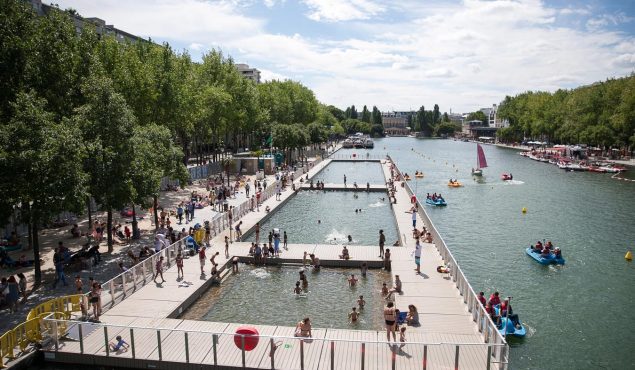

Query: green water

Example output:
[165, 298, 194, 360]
[198, 265, 391, 330]
[377, 137, 635, 369]
[313, 160, 385, 184]
[244, 190, 399, 246]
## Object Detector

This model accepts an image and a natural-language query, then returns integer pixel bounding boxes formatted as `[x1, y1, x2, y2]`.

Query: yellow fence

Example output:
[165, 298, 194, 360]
[0, 295, 83, 368]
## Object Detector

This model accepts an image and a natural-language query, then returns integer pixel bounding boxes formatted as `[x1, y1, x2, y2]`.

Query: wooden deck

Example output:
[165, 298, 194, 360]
[44, 157, 498, 370]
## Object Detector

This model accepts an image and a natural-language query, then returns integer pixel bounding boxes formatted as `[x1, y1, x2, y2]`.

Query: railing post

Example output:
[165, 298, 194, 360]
[486, 346, 492, 370]
[330, 341, 335, 370]
[455, 345, 460, 370]
[392, 343, 396, 370]
[78, 324, 84, 354]
[109, 280, 115, 302]
[213, 334, 218, 365]
[361, 343, 365, 370]
[132, 267, 137, 290]
[423, 345, 427, 370]
[104, 326, 109, 357]
[130, 328, 135, 359]
[122, 272, 126, 297]
[300, 339, 305, 370]
[241, 335, 246, 368]
[270, 338, 275, 370]
[53, 320, 59, 351]
[141, 260, 147, 283]
[185, 332, 189, 363]
[157, 330, 162, 361]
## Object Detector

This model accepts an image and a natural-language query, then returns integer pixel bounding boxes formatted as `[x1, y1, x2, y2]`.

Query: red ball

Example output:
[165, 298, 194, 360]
[234, 326, 259, 351]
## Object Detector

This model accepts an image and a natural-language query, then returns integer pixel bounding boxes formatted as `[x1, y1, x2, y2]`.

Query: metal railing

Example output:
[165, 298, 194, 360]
[40, 315, 506, 370]
[387, 156, 509, 369]
[328, 153, 386, 161]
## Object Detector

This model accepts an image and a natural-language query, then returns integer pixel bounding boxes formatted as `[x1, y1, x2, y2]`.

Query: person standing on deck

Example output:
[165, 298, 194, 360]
[384, 249, 392, 271]
[283, 231, 288, 249]
[344, 174, 347, 187]
[199, 246, 206, 274]
[384, 302, 397, 342]
[414, 240, 422, 274]
[379, 230, 386, 258]
[411, 210, 417, 229]
[153, 256, 165, 284]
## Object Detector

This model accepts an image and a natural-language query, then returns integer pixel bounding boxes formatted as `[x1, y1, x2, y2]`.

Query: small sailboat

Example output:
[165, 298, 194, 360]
[472, 144, 488, 176]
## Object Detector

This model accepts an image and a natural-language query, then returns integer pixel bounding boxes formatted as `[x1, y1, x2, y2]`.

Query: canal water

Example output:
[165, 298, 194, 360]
[312, 160, 386, 184]
[244, 190, 399, 246]
[369, 137, 635, 369]
[182, 265, 391, 331]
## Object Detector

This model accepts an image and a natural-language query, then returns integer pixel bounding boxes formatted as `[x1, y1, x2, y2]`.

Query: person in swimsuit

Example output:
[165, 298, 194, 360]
[357, 295, 366, 310]
[176, 252, 184, 279]
[381, 282, 389, 296]
[384, 302, 397, 342]
[294, 281, 302, 294]
[199, 246, 206, 274]
[349, 307, 359, 323]
[153, 256, 166, 283]
[348, 274, 358, 287]
[295, 317, 312, 337]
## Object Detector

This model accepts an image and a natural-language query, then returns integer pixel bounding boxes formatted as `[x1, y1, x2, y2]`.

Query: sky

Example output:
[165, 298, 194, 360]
[51, 0, 635, 113]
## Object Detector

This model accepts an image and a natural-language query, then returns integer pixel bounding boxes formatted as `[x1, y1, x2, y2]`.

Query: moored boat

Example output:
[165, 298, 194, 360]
[472, 144, 488, 176]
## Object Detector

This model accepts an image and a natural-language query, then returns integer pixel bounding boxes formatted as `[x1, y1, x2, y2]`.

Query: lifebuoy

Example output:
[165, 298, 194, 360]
[234, 326, 259, 351]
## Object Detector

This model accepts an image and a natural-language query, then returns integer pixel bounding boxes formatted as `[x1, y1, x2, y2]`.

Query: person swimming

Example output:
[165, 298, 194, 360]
[294, 281, 302, 294]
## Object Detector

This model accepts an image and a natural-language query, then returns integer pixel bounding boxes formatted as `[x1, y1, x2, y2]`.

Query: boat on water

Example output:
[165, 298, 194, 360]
[353, 139, 365, 148]
[501, 173, 513, 181]
[472, 144, 488, 176]
[364, 138, 374, 149]
[494, 305, 527, 338]
[342, 139, 354, 148]
[525, 247, 565, 265]
[426, 198, 447, 206]
[447, 181, 462, 187]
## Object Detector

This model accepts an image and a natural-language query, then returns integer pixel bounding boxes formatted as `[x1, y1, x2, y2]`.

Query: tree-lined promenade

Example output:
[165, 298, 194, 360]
[0, 0, 343, 287]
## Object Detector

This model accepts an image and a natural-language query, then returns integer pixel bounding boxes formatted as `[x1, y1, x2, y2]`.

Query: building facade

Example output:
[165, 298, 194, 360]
[27, 0, 145, 44]
[235, 64, 261, 84]
[381, 112, 410, 136]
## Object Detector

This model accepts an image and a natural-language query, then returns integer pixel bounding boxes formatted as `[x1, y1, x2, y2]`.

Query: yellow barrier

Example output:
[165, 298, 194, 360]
[1, 294, 84, 368]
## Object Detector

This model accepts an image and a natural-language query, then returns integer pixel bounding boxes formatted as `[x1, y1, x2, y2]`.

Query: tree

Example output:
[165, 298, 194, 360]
[361, 105, 371, 123]
[432, 104, 441, 125]
[76, 74, 137, 252]
[371, 106, 383, 126]
[0, 91, 86, 286]
[467, 111, 488, 123]
[349, 105, 358, 119]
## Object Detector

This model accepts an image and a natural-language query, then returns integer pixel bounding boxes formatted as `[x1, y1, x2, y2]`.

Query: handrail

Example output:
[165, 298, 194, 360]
[39, 314, 506, 370]
[386, 155, 509, 369]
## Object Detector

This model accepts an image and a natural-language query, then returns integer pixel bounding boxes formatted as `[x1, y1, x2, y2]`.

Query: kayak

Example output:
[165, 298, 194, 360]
[426, 198, 447, 207]
[525, 247, 565, 265]
[494, 305, 527, 338]
[501, 173, 513, 181]
[404, 176, 412, 181]
[415, 174, 424, 178]
[447, 182, 462, 187]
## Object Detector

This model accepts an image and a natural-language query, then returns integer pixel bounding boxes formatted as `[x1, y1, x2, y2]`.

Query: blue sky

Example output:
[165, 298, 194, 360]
[53, 0, 635, 113]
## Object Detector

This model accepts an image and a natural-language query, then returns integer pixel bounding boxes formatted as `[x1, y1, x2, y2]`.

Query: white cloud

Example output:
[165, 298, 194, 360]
[260, 68, 289, 81]
[302, 0, 385, 22]
[52, 0, 635, 112]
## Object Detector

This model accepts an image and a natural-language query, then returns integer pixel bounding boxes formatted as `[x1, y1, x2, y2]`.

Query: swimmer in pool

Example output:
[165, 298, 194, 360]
[348, 274, 358, 287]
[294, 281, 302, 294]
[349, 307, 359, 323]
[357, 295, 366, 310]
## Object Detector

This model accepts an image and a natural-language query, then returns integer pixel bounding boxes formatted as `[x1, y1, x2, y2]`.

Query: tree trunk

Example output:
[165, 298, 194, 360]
[107, 208, 113, 252]
[153, 196, 159, 230]
[132, 203, 140, 239]
[32, 221, 41, 288]
[87, 196, 92, 229]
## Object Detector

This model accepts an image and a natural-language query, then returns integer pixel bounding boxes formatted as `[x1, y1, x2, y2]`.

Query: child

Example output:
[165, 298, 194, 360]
[293, 281, 302, 294]
[225, 236, 230, 258]
[399, 327, 406, 347]
[357, 295, 366, 310]
[176, 252, 184, 279]
[109, 335, 129, 352]
[124, 226, 131, 241]
[75, 275, 83, 293]
[381, 282, 389, 296]
[153, 256, 165, 283]
[348, 307, 359, 323]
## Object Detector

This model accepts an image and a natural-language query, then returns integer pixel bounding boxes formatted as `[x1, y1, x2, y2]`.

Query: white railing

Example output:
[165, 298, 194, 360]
[387, 155, 509, 369]
[328, 153, 386, 160]
[41, 315, 506, 370]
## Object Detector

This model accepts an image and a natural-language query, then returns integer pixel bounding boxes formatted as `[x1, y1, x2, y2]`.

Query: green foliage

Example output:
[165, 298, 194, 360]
[340, 119, 372, 134]
[434, 122, 461, 136]
[467, 111, 488, 122]
[498, 75, 635, 148]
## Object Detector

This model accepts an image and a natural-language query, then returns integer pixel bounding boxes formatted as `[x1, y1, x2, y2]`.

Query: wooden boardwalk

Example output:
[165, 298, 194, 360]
[44, 156, 499, 370]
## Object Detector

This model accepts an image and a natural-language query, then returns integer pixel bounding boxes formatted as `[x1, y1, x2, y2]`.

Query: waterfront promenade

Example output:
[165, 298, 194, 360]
[39, 156, 506, 369]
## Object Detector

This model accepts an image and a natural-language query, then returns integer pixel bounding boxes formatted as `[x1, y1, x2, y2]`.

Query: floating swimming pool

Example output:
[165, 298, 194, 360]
[313, 161, 386, 185]
[182, 265, 392, 331]
[244, 191, 398, 245]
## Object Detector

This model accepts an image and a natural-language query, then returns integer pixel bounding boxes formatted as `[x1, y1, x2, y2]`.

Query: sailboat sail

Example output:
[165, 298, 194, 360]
[477, 144, 488, 168]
